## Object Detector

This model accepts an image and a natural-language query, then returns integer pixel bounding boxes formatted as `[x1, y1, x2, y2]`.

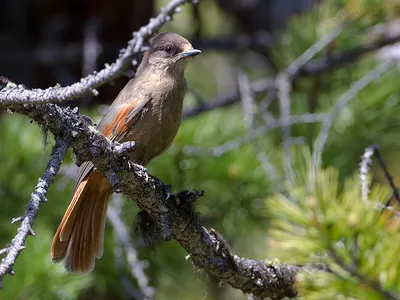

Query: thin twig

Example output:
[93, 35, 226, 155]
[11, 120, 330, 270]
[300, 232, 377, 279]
[192, 32, 274, 53]
[360, 145, 375, 202]
[82, 18, 101, 76]
[185, 113, 325, 157]
[298, 33, 400, 78]
[312, 60, 395, 171]
[0, 138, 70, 287]
[373, 144, 400, 205]
[108, 196, 154, 299]
[237, 70, 279, 182]
[110, 195, 144, 300]
[237, 70, 256, 130]
[182, 79, 275, 120]
[276, 74, 294, 183]
[0, 0, 196, 104]
[183, 31, 400, 120]
[286, 25, 346, 78]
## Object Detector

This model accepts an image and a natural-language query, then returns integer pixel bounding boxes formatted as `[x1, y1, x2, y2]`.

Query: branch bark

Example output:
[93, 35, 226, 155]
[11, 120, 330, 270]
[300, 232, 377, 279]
[0, 0, 197, 105]
[0, 0, 301, 297]
[1, 101, 299, 299]
[0, 138, 69, 288]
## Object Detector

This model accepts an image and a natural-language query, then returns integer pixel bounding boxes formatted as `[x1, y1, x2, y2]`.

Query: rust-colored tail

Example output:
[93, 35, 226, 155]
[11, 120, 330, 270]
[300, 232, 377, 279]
[51, 169, 111, 273]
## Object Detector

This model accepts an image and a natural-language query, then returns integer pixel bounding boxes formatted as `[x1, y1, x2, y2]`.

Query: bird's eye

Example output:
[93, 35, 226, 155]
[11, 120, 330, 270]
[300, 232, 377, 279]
[165, 46, 173, 54]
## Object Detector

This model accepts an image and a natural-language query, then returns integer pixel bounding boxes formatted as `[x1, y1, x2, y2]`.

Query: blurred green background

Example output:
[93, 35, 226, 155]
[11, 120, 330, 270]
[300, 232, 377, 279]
[1, 0, 400, 299]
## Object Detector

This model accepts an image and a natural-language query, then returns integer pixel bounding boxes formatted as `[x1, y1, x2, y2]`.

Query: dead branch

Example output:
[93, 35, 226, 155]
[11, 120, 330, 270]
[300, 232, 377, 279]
[0, 0, 197, 105]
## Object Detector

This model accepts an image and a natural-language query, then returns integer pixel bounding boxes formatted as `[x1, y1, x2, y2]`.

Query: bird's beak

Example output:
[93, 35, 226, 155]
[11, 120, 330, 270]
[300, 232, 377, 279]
[180, 49, 201, 58]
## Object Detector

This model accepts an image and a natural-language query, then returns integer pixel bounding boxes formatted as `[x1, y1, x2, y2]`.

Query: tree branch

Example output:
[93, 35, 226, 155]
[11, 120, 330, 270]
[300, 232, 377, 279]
[372, 144, 400, 206]
[0, 0, 197, 105]
[297, 33, 400, 78]
[359, 145, 374, 202]
[107, 196, 154, 299]
[0, 100, 299, 298]
[312, 60, 395, 170]
[183, 32, 400, 119]
[0, 137, 70, 288]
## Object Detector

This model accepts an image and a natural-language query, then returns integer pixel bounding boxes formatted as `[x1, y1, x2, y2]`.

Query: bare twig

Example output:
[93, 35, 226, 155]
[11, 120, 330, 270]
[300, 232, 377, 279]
[286, 25, 346, 78]
[192, 32, 274, 52]
[182, 79, 275, 120]
[372, 145, 400, 205]
[238, 70, 256, 130]
[0, 138, 70, 287]
[185, 114, 325, 157]
[108, 196, 154, 299]
[0, 0, 196, 104]
[183, 31, 400, 120]
[360, 145, 375, 202]
[185, 25, 347, 176]
[276, 74, 294, 183]
[312, 60, 395, 171]
[82, 18, 101, 76]
[298, 33, 400, 78]
[110, 195, 144, 300]
[275, 26, 346, 182]
[237, 70, 279, 182]
[277, 25, 346, 183]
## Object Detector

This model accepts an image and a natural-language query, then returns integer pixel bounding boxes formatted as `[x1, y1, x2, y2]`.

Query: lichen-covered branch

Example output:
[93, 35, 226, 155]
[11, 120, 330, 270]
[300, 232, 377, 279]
[1, 101, 299, 298]
[0, 138, 70, 288]
[0, 0, 197, 105]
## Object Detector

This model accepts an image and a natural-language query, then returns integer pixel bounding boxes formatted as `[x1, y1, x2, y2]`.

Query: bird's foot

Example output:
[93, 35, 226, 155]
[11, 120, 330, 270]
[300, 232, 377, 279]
[163, 184, 172, 200]
[109, 172, 122, 193]
[114, 141, 136, 155]
[136, 165, 149, 182]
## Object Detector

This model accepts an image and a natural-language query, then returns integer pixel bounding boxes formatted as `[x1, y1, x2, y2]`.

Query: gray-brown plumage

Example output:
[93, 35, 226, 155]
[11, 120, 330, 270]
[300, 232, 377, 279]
[51, 32, 200, 273]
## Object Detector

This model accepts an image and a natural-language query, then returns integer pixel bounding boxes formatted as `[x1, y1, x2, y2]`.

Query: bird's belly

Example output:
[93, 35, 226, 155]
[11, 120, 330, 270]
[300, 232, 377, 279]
[122, 109, 181, 166]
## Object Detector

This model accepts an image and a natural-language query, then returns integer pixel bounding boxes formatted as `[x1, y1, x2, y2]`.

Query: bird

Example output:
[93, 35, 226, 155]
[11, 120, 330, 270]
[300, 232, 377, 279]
[51, 32, 201, 273]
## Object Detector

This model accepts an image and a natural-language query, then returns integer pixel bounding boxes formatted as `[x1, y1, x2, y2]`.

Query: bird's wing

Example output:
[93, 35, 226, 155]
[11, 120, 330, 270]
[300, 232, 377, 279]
[74, 96, 152, 188]
[97, 96, 152, 141]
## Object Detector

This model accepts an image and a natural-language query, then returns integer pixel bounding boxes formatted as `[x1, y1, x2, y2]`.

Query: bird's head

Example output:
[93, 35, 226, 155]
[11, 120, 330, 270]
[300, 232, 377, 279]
[139, 32, 201, 75]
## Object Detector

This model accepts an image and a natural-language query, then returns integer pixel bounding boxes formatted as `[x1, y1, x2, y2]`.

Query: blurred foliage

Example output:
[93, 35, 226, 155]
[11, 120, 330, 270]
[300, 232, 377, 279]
[266, 149, 400, 299]
[1, 0, 400, 299]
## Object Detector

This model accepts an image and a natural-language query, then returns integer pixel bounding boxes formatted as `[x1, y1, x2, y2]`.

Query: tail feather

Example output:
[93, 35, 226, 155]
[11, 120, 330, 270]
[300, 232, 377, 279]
[59, 180, 88, 242]
[51, 180, 88, 261]
[93, 188, 109, 258]
[51, 170, 111, 273]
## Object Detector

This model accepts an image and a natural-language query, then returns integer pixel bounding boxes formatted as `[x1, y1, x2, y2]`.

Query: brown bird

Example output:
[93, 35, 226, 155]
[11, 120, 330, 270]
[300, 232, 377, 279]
[51, 32, 201, 273]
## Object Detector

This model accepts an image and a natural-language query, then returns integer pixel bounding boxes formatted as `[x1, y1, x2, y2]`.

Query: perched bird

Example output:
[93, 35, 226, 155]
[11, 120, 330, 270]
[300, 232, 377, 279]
[51, 32, 201, 273]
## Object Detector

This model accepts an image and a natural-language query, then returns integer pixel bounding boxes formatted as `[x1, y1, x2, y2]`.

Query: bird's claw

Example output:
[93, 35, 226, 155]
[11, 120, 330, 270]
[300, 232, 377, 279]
[109, 172, 122, 193]
[114, 141, 136, 155]
[137, 165, 149, 182]
[164, 185, 172, 200]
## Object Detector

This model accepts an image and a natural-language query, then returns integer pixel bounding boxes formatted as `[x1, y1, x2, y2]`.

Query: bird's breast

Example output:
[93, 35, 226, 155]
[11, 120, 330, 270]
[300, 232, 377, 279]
[123, 77, 186, 166]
